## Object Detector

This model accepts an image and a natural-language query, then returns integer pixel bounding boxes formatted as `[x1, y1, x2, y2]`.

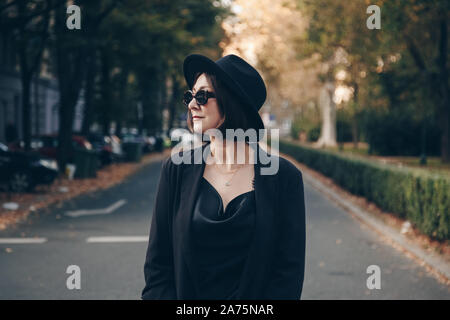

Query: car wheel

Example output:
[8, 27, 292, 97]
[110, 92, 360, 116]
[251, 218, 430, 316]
[9, 171, 33, 193]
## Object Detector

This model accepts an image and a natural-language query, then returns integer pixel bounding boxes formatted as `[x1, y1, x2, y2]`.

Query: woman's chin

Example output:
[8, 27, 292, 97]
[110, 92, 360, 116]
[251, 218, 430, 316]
[193, 122, 208, 132]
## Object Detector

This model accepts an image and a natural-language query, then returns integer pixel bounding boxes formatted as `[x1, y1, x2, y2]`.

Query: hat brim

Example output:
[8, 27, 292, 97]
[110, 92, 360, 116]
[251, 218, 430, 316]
[183, 54, 265, 134]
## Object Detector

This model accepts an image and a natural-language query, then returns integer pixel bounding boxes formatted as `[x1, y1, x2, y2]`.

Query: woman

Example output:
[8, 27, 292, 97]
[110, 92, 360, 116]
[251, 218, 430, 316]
[141, 54, 306, 300]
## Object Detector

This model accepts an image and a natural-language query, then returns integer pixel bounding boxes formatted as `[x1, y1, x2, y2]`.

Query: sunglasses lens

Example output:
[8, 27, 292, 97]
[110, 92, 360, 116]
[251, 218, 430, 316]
[196, 91, 207, 105]
[183, 91, 193, 105]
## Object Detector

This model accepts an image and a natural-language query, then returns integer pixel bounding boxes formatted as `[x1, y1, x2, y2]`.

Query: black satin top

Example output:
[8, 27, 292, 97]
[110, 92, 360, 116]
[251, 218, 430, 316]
[191, 176, 256, 300]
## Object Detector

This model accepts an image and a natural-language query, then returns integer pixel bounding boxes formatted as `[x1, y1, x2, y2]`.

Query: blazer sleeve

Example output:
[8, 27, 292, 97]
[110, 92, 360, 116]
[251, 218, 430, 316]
[264, 169, 306, 300]
[141, 157, 177, 300]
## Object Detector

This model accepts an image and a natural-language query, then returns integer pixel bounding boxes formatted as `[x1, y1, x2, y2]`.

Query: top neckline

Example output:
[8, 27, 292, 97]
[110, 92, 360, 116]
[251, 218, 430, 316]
[201, 177, 254, 214]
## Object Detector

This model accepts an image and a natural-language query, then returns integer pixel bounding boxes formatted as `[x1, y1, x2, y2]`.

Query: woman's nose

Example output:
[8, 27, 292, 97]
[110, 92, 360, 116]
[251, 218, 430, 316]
[188, 99, 200, 110]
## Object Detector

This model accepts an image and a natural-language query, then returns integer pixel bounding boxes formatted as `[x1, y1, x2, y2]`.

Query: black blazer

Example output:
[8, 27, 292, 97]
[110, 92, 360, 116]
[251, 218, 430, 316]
[141, 141, 306, 300]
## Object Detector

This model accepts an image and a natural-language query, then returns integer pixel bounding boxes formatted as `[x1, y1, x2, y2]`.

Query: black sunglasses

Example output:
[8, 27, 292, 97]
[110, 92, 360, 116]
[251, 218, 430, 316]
[183, 89, 216, 106]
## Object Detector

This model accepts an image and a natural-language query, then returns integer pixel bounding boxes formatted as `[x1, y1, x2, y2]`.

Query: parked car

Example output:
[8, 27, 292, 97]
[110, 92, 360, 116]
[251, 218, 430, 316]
[86, 133, 123, 165]
[0, 142, 58, 192]
[8, 135, 93, 163]
[7, 137, 43, 152]
[147, 131, 166, 152]
[120, 133, 154, 153]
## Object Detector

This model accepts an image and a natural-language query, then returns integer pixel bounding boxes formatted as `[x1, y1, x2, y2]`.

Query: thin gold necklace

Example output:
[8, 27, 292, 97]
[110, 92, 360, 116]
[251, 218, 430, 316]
[214, 163, 246, 187]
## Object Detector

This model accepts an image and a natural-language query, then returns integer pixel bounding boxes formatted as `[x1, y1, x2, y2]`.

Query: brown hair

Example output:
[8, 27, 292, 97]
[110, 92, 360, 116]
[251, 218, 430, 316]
[186, 72, 261, 142]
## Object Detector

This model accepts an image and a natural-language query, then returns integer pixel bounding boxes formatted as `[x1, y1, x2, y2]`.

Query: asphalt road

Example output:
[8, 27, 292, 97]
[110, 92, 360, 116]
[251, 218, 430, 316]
[0, 158, 449, 299]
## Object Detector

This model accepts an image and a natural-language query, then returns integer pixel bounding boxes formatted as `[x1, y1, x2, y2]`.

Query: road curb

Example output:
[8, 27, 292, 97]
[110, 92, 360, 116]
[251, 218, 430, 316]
[281, 152, 450, 283]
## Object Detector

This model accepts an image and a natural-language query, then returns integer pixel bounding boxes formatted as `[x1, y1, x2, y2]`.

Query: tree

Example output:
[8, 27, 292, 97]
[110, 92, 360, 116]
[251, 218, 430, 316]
[296, 0, 449, 161]
[380, 0, 450, 162]
[294, 0, 385, 148]
[222, 0, 321, 133]
[1, 0, 54, 151]
[99, 0, 228, 134]
[52, 0, 120, 172]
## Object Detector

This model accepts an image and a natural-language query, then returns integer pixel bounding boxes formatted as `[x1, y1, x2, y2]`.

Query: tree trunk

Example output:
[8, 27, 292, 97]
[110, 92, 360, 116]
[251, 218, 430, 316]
[20, 74, 31, 151]
[115, 66, 129, 135]
[438, 15, 449, 162]
[55, 5, 86, 172]
[81, 49, 97, 136]
[440, 100, 450, 163]
[100, 48, 112, 136]
[315, 82, 337, 148]
[57, 95, 76, 166]
[405, 18, 449, 162]
[167, 74, 179, 135]
[140, 68, 161, 134]
[116, 121, 122, 136]
[34, 76, 40, 136]
[351, 82, 359, 149]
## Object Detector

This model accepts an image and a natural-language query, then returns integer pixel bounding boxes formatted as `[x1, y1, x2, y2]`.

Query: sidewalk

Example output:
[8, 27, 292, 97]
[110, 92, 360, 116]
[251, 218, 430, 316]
[0, 149, 171, 231]
[278, 149, 450, 286]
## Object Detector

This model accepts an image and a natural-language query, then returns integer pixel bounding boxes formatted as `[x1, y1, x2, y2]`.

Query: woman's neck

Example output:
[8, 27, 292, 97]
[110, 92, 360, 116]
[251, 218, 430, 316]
[209, 137, 253, 171]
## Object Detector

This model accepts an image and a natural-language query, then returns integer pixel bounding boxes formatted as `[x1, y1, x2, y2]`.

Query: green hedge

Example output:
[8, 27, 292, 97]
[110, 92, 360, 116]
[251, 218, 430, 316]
[279, 140, 450, 241]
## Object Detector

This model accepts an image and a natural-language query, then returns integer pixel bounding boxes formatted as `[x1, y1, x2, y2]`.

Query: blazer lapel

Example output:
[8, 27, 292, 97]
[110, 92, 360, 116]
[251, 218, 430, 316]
[176, 141, 278, 299]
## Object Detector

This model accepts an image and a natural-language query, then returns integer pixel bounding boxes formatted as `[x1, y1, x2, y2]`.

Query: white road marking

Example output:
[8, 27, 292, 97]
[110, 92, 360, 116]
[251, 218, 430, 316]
[65, 199, 127, 218]
[0, 238, 47, 244]
[86, 236, 148, 243]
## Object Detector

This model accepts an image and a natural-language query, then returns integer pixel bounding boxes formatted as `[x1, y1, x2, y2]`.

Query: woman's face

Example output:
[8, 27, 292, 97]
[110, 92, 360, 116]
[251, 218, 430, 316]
[189, 73, 224, 134]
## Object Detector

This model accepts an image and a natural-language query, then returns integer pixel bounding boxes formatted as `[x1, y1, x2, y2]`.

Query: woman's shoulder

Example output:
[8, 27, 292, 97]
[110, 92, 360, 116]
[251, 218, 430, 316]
[259, 146, 302, 178]
[278, 156, 302, 176]
[268, 155, 304, 196]
[274, 155, 303, 185]
[160, 143, 205, 172]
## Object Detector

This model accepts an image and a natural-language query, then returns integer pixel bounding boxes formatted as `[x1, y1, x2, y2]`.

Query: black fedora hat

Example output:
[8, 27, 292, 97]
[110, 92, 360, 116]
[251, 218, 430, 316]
[183, 54, 266, 132]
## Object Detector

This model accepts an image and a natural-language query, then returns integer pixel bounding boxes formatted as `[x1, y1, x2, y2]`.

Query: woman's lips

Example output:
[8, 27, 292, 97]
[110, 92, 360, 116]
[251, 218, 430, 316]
[193, 116, 204, 120]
